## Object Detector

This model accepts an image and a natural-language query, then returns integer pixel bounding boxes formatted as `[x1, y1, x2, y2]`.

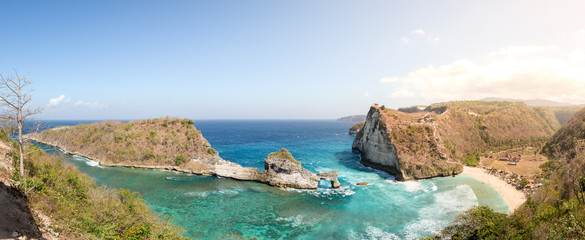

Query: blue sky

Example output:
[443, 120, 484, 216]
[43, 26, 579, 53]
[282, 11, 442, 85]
[1, 1, 584, 120]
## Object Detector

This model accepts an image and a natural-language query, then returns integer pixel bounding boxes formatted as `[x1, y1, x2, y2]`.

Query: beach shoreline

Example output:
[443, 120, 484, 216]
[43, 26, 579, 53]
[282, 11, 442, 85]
[462, 166, 527, 213]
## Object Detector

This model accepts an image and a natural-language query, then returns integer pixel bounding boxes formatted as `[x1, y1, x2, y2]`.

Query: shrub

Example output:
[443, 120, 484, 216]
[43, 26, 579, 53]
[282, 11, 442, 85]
[207, 147, 216, 155]
[464, 153, 479, 167]
[175, 155, 186, 165]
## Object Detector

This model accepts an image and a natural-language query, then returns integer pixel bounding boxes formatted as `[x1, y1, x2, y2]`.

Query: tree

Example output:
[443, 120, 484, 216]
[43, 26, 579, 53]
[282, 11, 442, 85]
[0, 72, 42, 177]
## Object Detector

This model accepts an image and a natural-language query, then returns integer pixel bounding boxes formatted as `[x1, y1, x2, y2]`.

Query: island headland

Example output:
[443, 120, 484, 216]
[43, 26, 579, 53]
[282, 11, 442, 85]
[26, 118, 340, 189]
[352, 101, 560, 181]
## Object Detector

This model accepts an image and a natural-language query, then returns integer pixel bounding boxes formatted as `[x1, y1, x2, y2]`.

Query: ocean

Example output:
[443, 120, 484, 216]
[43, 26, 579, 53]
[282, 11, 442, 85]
[33, 120, 508, 239]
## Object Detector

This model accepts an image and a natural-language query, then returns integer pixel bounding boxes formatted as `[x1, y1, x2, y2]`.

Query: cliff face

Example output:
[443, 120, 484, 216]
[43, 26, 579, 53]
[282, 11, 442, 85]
[353, 101, 560, 181]
[27, 119, 340, 189]
[353, 106, 460, 180]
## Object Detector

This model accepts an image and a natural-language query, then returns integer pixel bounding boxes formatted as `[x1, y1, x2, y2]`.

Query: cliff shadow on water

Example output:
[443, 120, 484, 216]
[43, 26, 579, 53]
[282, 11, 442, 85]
[334, 150, 395, 180]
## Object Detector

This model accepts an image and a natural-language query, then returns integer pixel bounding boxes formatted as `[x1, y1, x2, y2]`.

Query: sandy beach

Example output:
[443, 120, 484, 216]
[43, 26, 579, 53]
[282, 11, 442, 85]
[462, 166, 527, 213]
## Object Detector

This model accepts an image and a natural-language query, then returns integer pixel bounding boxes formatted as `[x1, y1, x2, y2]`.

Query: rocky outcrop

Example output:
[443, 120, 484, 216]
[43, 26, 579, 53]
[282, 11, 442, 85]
[352, 107, 407, 179]
[352, 106, 462, 180]
[353, 101, 561, 181]
[262, 149, 340, 189]
[349, 122, 364, 135]
[28, 132, 340, 189]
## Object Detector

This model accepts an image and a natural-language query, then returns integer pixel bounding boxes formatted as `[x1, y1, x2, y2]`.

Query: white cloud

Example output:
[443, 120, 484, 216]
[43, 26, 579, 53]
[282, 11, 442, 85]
[570, 49, 585, 63]
[412, 29, 425, 36]
[75, 100, 108, 109]
[389, 88, 415, 98]
[381, 45, 585, 104]
[401, 29, 439, 44]
[47, 95, 70, 107]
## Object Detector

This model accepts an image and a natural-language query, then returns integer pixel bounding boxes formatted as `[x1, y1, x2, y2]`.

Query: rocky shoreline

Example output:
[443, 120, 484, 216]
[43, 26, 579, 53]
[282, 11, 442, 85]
[27, 135, 340, 190]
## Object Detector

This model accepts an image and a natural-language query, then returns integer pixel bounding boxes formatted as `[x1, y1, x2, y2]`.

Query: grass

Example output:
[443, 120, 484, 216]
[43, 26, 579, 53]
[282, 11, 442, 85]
[34, 117, 212, 166]
[1, 129, 187, 239]
[267, 148, 300, 165]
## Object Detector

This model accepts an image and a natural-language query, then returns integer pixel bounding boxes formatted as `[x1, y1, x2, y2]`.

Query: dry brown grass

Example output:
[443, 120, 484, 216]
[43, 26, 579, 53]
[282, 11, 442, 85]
[479, 147, 547, 180]
[34, 117, 215, 166]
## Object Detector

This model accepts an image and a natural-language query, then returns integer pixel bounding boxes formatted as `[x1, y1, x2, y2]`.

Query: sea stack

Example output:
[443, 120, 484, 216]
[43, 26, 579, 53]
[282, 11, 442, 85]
[263, 148, 341, 189]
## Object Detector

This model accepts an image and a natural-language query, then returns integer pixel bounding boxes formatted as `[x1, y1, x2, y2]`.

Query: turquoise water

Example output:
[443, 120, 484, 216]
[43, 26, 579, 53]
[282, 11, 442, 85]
[35, 120, 508, 239]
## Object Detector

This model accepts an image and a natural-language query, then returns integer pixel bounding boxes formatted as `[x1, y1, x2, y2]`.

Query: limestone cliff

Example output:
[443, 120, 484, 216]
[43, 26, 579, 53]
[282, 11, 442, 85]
[353, 106, 460, 180]
[27, 118, 340, 189]
[353, 101, 560, 180]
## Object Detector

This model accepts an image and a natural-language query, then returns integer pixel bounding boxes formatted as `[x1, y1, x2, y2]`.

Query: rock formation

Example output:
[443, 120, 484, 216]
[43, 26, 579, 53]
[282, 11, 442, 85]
[352, 101, 559, 181]
[26, 120, 341, 189]
[262, 148, 341, 189]
[348, 121, 364, 135]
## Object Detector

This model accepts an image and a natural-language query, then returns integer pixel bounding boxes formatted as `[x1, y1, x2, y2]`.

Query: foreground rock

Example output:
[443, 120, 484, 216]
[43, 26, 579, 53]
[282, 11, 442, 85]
[263, 149, 341, 189]
[26, 118, 340, 189]
[353, 102, 559, 181]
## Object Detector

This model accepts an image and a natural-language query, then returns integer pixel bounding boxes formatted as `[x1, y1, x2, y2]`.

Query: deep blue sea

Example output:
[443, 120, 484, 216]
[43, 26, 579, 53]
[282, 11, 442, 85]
[33, 120, 508, 239]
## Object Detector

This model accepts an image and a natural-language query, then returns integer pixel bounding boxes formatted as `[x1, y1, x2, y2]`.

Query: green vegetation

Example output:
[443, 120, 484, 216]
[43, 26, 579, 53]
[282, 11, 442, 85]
[349, 121, 365, 134]
[207, 147, 217, 155]
[267, 148, 300, 165]
[432, 101, 558, 162]
[463, 153, 479, 167]
[174, 155, 186, 166]
[433, 106, 585, 239]
[33, 117, 212, 166]
[2, 130, 186, 239]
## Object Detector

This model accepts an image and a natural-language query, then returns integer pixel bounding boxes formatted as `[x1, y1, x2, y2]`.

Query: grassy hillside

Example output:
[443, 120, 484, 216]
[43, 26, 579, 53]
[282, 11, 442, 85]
[31, 117, 216, 166]
[430, 106, 585, 239]
[380, 101, 560, 167]
[0, 130, 186, 239]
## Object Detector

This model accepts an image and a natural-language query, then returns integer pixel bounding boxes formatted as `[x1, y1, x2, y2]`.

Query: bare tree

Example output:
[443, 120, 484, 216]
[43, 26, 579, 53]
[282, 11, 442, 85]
[0, 71, 42, 177]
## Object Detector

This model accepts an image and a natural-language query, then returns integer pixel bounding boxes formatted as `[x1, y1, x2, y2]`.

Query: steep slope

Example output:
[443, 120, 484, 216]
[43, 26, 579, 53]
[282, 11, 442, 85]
[353, 101, 560, 180]
[542, 106, 585, 159]
[434, 106, 585, 239]
[0, 129, 186, 239]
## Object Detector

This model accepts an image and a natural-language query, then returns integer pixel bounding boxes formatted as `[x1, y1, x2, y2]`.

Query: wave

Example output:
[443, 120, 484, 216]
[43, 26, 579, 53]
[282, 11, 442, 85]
[386, 180, 438, 193]
[349, 225, 400, 240]
[275, 214, 315, 227]
[403, 184, 478, 239]
[184, 186, 246, 198]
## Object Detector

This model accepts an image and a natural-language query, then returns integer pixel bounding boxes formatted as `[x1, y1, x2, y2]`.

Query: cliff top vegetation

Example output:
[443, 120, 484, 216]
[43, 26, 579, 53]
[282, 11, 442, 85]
[30, 117, 216, 167]
[267, 148, 300, 165]
[376, 101, 560, 166]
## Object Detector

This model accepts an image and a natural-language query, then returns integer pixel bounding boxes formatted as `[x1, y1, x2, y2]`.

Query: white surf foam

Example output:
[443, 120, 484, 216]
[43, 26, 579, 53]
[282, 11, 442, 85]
[349, 225, 400, 240]
[275, 215, 314, 227]
[403, 184, 478, 239]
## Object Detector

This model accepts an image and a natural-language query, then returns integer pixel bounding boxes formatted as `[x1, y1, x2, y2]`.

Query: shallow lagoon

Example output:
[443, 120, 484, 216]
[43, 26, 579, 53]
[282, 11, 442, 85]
[37, 120, 508, 239]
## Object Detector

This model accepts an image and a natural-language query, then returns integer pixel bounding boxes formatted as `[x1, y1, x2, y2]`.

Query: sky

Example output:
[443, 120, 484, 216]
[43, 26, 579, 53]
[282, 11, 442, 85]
[1, 0, 584, 120]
